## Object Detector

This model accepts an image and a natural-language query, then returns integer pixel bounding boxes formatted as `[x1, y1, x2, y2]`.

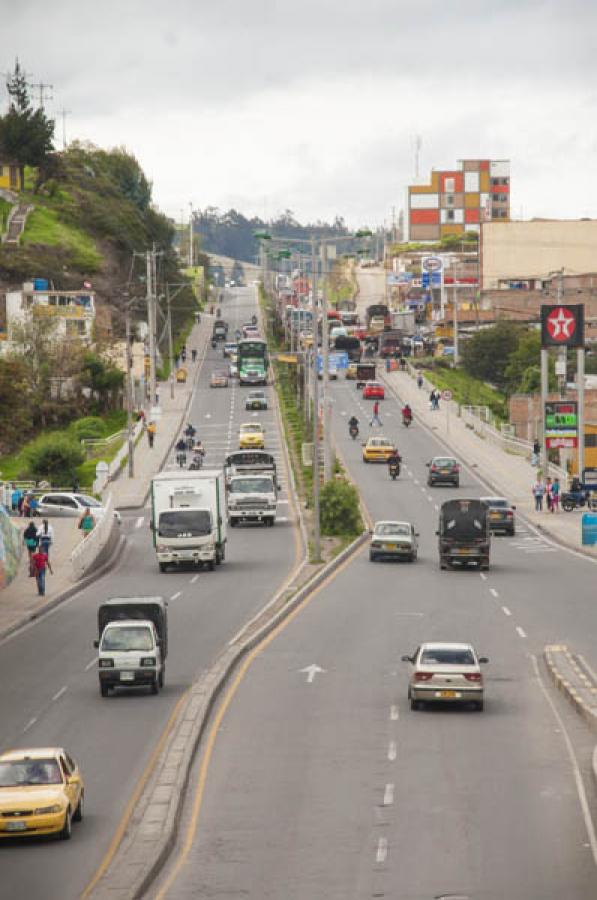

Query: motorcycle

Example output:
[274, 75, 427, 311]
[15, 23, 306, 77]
[402, 414, 412, 428]
[349, 423, 359, 440]
[561, 490, 590, 512]
[176, 451, 187, 468]
[211, 339, 217, 349]
[389, 461, 401, 480]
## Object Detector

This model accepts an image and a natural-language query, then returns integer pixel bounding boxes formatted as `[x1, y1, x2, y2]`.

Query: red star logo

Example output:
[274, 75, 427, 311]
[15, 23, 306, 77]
[546, 306, 576, 341]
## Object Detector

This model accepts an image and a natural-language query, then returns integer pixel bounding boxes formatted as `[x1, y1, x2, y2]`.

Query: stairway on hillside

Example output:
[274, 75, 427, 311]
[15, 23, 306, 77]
[2, 203, 33, 245]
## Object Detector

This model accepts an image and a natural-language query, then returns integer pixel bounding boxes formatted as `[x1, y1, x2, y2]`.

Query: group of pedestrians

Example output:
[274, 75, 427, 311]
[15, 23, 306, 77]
[23, 519, 55, 596]
[10, 486, 40, 518]
[532, 476, 561, 513]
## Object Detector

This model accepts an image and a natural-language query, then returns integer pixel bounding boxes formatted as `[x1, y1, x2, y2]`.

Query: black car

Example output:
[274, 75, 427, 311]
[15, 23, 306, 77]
[480, 496, 516, 535]
[245, 390, 268, 411]
[427, 456, 460, 487]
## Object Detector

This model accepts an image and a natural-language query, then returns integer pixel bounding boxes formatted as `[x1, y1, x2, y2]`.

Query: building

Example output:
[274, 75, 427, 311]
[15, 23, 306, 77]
[3, 281, 96, 344]
[407, 159, 510, 242]
[0, 161, 23, 194]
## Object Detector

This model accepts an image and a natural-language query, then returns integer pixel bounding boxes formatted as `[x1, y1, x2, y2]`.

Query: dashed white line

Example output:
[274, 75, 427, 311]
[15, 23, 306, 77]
[190, 574, 199, 584]
[421, 486, 427, 493]
[170, 591, 182, 600]
[383, 783, 395, 806]
[480, 572, 487, 581]
[376, 836, 388, 863]
[414, 478, 420, 485]
[52, 686, 67, 702]
[85, 657, 97, 671]
[502, 606, 512, 616]
[489, 588, 499, 598]
[135, 516, 144, 529]
[388, 741, 397, 761]
[516, 626, 527, 638]
[434, 503, 439, 511]
[23, 717, 37, 733]
[427, 495, 432, 502]
[390, 705, 399, 721]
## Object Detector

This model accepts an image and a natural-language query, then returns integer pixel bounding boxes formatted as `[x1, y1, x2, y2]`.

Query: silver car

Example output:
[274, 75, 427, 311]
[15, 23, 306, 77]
[401, 642, 488, 711]
[369, 520, 418, 562]
[36, 492, 121, 522]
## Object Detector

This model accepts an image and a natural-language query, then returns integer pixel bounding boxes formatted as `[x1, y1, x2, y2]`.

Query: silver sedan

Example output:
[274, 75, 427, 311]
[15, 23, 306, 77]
[401, 642, 488, 711]
[369, 520, 418, 562]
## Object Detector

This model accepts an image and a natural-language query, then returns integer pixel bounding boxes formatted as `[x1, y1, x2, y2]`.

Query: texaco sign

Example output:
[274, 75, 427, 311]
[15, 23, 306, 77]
[540, 304, 584, 348]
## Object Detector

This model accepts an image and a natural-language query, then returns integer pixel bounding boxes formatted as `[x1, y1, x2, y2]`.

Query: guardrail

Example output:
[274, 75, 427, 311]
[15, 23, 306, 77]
[92, 421, 145, 495]
[70, 494, 117, 581]
[81, 429, 127, 458]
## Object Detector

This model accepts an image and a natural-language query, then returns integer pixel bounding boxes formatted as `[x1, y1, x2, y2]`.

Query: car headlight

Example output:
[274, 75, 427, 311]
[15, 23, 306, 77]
[140, 657, 156, 667]
[156, 544, 168, 553]
[33, 804, 62, 815]
[99, 658, 114, 667]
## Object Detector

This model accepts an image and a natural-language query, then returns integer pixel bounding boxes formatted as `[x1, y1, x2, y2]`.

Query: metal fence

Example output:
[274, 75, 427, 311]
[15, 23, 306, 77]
[70, 494, 117, 581]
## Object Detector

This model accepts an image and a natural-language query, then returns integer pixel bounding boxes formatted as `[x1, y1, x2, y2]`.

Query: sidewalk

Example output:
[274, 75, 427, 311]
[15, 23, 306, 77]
[382, 366, 597, 558]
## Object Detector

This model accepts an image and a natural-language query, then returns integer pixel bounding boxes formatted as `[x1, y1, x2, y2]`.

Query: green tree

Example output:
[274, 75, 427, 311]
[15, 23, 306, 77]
[0, 59, 55, 181]
[461, 321, 522, 390]
[0, 358, 31, 454]
[25, 433, 84, 485]
[320, 478, 363, 537]
[82, 353, 124, 411]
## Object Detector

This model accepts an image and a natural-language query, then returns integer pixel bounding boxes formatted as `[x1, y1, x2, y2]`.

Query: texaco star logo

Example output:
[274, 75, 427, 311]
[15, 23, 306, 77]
[546, 306, 576, 341]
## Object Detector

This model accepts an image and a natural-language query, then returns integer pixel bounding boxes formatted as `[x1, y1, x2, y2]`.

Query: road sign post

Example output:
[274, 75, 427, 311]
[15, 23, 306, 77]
[442, 389, 453, 434]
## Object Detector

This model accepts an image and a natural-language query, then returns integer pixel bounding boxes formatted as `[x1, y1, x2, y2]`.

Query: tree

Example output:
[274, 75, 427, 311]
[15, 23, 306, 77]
[81, 353, 124, 411]
[0, 59, 55, 181]
[25, 433, 84, 485]
[0, 358, 31, 454]
[461, 321, 522, 390]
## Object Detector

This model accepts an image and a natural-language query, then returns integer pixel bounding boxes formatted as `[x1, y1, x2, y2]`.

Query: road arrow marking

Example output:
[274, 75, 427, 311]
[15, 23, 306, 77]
[299, 664, 326, 684]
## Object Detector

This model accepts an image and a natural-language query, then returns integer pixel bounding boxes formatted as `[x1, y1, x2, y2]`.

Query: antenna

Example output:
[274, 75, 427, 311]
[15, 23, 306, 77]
[28, 80, 54, 109]
[57, 108, 71, 150]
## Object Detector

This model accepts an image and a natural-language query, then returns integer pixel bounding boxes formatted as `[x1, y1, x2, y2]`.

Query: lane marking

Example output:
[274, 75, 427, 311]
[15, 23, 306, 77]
[489, 588, 499, 598]
[170, 591, 181, 601]
[376, 836, 388, 863]
[135, 516, 144, 529]
[502, 606, 512, 617]
[427, 495, 432, 502]
[190, 575, 199, 584]
[434, 504, 439, 511]
[388, 741, 397, 761]
[383, 783, 395, 806]
[23, 717, 37, 733]
[480, 572, 487, 581]
[414, 478, 419, 485]
[52, 686, 67, 702]
[85, 657, 97, 671]
[390, 705, 399, 720]
[516, 626, 527, 638]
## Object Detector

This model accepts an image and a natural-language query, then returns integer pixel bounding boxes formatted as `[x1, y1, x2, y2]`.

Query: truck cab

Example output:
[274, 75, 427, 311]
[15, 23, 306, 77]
[95, 597, 167, 697]
[227, 473, 277, 526]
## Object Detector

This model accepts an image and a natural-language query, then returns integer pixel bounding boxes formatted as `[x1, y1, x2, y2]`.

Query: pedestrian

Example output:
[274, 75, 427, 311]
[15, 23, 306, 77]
[37, 518, 54, 559]
[77, 507, 96, 538]
[417, 374, 423, 390]
[551, 477, 560, 513]
[23, 521, 39, 576]
[147, 420, 156, 448]
[532, 478, 545, 512]
[429, 389, 435, 410]
[192, 348, 197, 363]
[175, 354, 180, 368]
[22, 493, 31, 518]
[434, 389, 441, 410]
[155, 388, 160, 405]
[533, 439, 540, 457]
[72, 476, 80, 493]
[545, 477, 553, 512]
[31, 546, 52, 596]
[370, 399, 382, 428]
[10, 484, 22, 514]
[29, 494, 39, 518]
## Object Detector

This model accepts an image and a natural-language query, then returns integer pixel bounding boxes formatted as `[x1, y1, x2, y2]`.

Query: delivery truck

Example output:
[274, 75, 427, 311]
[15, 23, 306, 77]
[151, 470, 227, 572]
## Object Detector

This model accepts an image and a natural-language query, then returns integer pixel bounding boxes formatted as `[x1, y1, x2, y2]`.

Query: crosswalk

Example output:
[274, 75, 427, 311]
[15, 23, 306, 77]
[509, 526, 556, 554]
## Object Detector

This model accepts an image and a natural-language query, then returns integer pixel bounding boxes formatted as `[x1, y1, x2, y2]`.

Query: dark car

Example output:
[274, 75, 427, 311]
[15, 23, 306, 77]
[245, 390, 268, 411]
[427, 456, 460, 487]
[480, 496, 516, 535]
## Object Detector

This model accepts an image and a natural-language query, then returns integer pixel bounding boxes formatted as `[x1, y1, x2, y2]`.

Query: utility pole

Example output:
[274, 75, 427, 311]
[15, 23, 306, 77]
[311, 235, 321, 561]
[321, 242, 332, 482]
[57, 108, 71, 150]
[166, 285, 175, 400]
[28, 80, 53, 109]
[124, 308, 135, 478]
[146, 250, 157, 410]
[188, 203, 194, 269]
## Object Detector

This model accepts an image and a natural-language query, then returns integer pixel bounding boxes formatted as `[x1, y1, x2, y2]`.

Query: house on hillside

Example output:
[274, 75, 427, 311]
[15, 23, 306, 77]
[0, 161, 23, 194]
[3, 280, 96, 345]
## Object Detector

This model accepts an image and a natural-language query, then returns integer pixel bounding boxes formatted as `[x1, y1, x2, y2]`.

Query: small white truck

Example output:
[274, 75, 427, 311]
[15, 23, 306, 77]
[95, 596, 167, 697]
[227, 473, 277, 527]
[151, 469, 227, 572]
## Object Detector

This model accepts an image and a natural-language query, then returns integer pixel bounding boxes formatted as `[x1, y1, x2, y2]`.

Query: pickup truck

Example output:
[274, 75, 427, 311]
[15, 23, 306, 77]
[94, 597, 168, 697]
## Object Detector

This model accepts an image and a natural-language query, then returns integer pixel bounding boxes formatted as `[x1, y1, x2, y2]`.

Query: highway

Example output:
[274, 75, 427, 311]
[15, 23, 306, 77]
[154, 365, 597, 898]
[0, 288, 300, 899]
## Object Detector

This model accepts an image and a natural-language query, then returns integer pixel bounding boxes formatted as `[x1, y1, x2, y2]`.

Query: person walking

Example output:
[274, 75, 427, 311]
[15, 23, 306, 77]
[10, 484, 22, 514]
[429, 388, 435, 410]
[23, 521, 39, 576]
[434, 389, 441, 410]
[370, 399, 382, 428]
[532, 478, 545, 512]
[29, 494, 39, 518]
[147, 420, 156, 448]
[37, 519, 54, 559]
[78, 507, 96, 538]
[417, 373, 423, 390]
[531, 438, 540, 467]
[191, 348, 197, 363]
[545, 477, 553, 512]
[31, 546, 52, 596]
[22, 493, 31, 518]
[551, 477, 560, 513]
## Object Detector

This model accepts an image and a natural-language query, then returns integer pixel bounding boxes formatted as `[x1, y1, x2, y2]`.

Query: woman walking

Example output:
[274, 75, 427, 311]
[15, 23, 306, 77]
[23, 521, 39, 577]
[78, 507, 96, 538]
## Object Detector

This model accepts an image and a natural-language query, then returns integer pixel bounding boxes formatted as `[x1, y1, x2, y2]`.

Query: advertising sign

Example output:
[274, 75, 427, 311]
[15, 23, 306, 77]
[421, 256, 443, 273]
[544, 400, 578, 449]
[541, 304, 585, 348]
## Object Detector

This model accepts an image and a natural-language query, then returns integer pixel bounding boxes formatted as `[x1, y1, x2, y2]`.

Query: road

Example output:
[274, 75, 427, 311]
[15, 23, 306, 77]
[155, 359, 597, 898]
[0, 288, 299, 900]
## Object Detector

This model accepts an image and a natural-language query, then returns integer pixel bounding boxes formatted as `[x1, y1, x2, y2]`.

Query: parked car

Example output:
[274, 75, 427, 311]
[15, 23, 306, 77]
[362, 381, 385, 400]
[210, 370, 229, 388]
[245, 390, 268, 411]
[369, 520, 418, 562]
[480, 496, 516, 535]
[36, 492, 121, 522]
[427, 456, 460, 487]
[401, 642, 488, 711]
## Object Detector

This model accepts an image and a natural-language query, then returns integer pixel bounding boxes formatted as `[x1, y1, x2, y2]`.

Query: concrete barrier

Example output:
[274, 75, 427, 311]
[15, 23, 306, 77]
[70, 494, 118, 581]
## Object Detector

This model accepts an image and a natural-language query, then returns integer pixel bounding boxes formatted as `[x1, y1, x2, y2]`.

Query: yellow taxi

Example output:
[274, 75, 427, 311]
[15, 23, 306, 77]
[362, 435, 397, 463]
[0, 747, 84, 840]
[345, 362, 358, 380]
[239, 422, 265, 450]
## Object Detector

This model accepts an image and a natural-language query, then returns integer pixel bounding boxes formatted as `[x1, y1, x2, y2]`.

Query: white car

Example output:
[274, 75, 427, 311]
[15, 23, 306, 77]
[369, 520, 418, 562]
[36, 492, 121, 522]
[401, 642, 488, 711]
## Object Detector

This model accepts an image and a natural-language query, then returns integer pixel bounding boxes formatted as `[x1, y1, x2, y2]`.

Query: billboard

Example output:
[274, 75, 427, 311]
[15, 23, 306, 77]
[544, 400, 578, 449]
[541, 304, 584, 348]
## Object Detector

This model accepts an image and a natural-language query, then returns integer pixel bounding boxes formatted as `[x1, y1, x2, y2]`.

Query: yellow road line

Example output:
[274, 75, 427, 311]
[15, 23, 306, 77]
[155, 539, 365, 899]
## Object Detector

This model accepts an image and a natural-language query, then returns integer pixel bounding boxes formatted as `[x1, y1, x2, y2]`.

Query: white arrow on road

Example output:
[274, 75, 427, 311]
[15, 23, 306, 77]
[299, 664, 326, 684]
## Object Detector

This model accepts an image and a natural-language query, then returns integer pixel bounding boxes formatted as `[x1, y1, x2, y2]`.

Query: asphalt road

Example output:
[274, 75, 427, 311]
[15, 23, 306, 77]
[0, 288, 299, 900]
[155, 365, 597, 899]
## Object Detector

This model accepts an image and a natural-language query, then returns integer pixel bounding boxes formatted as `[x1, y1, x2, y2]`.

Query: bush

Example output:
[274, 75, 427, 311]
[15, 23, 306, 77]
[25, 434, 85, 485]
[320, 478, 363, 537]
[69, 416, 105, 441]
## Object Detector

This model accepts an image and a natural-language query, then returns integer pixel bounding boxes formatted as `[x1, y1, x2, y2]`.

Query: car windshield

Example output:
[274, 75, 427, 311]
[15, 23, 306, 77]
[101, 625, 154, 652]
[370, 439, 390, 447]
[158, 509, 212, 538]
[241, 424, 262, 433]
[433, 458, 456, 467]
[76, 494, 101, 507]
[249, 393, 265, 400]
[213, 372, 227, 378]
[229, 478, 273, 494]
[420, 648, 475, 666]
[0, 759, 63, 787]
[376, 523, 410, 536]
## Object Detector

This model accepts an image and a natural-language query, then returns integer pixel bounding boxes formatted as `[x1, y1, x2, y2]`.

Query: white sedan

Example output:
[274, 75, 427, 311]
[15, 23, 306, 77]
[402, 642, 488, 711]
[369, 521, 418, 562]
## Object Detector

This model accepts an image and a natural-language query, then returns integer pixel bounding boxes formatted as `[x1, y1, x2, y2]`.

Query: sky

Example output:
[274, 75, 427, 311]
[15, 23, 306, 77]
[2, 0, 597, 228]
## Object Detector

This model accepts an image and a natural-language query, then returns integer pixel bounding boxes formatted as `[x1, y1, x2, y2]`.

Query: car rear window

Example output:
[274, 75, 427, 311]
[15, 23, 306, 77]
[484, 498, 507, 508]
[433, 458, 456, 467]
[420, 649, 475, 666]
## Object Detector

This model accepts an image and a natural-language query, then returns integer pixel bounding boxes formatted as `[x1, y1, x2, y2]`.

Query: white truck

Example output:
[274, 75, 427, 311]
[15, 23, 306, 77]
[151, 469, 227, 572]
[94, 597, 167, 697]
[227, 473, 278, 527]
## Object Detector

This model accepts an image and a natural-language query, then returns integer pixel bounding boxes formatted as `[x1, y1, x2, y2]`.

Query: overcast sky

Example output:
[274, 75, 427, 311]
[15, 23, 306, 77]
[3, 0, 597, 227]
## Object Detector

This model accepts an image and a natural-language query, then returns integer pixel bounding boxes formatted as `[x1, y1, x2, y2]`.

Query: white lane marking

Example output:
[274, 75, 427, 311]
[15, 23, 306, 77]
[23, 717, 37, 733]
[502, 606, 512, 616]
[388, 741, 397, 761]
[434, 504, 439, 511]
[376, 836, 388, 863]
[480, 572, 487, 581]
[390, 705, 399, 720]
[170, 591, 182, 600]
[135, 516, 144, 529]
[489, 588, 499, 598]
[421, 486, 427, 493]
[190, 574, 199, 584]
[531, 654, 597, 867]
[85, 657, 97, 671]
[516, 626, 527, 638]
[427, 495, 432, 502]
[414, 478, 419, 485]
[52, 686, 67, 702]
[205, 413, 212, 419]
[277, 499, 290, 505]
[383, 783, 395, 806]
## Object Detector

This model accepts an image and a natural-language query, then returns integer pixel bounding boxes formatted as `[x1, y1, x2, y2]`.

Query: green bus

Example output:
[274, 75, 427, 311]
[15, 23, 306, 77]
[238, 338, 268, 386]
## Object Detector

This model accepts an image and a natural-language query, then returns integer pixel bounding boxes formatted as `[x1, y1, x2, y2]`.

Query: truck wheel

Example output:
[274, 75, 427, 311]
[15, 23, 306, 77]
[151, 678, 159, 695]
[230, 518, 237, 527]
[159, 563, 167, 573]
[158, 668, 165, 689]
[208, 559, 215, 571]
[100, 683, 110, 697]
[215, 549, 222, 565]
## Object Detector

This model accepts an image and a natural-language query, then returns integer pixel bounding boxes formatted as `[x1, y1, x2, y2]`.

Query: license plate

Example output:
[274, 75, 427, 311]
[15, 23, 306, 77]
[490, 512, 501, 519]
[385, 543, 397, 550]
[440, 469, 450, 474]
[456, 548, 469, 555]
[5, 821, 27, 831]
[438, 690, 456, 698]
[120, 671, 135, 682]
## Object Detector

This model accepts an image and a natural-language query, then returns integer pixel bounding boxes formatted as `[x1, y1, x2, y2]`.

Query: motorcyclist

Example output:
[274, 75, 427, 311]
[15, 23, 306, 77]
[348, 415, 359, 431]
[387, 448, 402, 470]
[184, 424, 197, 438]
[193, 439, 205, 458]
[402, 403, 412, 423]
[175, 438, 187, 452]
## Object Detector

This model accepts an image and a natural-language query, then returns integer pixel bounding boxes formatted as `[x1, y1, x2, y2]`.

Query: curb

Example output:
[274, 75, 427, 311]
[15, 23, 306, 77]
[543, 645, 597, 731]
[87, 529, 369, 899]
[0, 534, 128, 644]
[593, 745, 597, 794]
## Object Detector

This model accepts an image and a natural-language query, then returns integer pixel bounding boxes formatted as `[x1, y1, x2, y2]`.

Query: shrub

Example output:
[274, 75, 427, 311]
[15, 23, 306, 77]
[320, 478, 363, 537]
[69, 416, 105, 441]
[25, 434, 85, 485]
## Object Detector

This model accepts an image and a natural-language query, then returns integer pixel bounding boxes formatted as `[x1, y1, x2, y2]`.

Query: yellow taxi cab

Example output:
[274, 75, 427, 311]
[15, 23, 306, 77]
[345, 362, 358, 380]
[239, 422, 265, 450]
[0, 747, 84, 840]
[176, 367, 188, 383]
[362, 435, 397, 463]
